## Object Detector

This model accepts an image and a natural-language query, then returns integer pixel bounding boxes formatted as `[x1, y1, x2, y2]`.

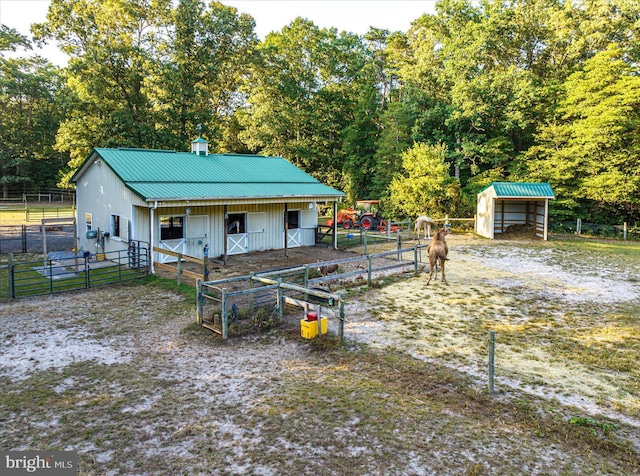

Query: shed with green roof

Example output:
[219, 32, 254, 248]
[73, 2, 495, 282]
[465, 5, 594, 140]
[476, 182, 555, 240]
[71, 138, 345, 270]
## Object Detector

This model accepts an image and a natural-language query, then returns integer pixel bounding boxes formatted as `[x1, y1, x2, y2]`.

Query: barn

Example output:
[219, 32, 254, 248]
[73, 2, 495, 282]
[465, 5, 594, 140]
[475, 182, 555, 240]
[71, 138, 345, 271]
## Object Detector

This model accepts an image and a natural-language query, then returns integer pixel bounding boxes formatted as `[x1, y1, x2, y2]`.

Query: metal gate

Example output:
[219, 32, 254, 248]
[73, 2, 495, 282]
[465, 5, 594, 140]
[7, 241, 149, 299]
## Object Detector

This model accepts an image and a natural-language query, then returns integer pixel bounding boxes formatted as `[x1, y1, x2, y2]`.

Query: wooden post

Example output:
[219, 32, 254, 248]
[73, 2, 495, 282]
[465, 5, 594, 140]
[223, 206, 228, 266]
[316, 303, 322, 337]
[277, 278, 283, 322]
[221, 288, 228, 339]
[363, 229, 367, 254]
[8, 253, 14, 299]
[41, 219, 47, 267]
[333, 201, 338, 250]
[367, 255, 372, 286]
[576, 218, 581, 235]
[488, 331, 495, 394]
[284, 204, 289, 257]
[177, 253, 182, 286]
[203, 244, 209, 280]
[397, 234, 402, 260]
[338, 291, 345, 343]
[624, 222, 627, 240]
[249, 272, 255, 310]
[196, 279, 203, 324]
[413, 245, 419, 275]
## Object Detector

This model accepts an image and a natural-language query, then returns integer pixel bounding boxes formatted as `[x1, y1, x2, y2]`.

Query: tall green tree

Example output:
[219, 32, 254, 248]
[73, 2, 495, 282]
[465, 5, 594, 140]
[342, 82, 381, 203]
[387, 142, 462, 219]
[35, 0, 257, 184]
[0, 27, 67, 197]
[528, 45, 640, 221]
[149, 0, 257, 151]
[239, 18, 366, 187]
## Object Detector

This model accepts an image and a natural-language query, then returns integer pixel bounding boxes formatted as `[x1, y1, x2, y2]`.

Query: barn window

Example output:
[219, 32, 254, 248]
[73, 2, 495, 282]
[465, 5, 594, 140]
[160, 216, 184, 240]
[110, 214, 129, 240]
[85, 213, 92, 232]
[111, 214, 121, 238]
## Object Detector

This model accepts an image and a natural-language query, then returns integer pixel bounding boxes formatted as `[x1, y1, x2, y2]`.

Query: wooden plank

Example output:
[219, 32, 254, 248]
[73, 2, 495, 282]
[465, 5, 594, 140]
[201, 322, 222, 335]
[181, 269, 205, 280]
[153, 246, 205, 265]
[41, 217, 76, 225]
[154, 262, 177, 273]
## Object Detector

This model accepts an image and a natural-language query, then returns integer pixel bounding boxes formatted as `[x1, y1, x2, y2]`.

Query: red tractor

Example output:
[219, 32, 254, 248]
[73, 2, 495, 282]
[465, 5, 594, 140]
[326, 200, 400, 232]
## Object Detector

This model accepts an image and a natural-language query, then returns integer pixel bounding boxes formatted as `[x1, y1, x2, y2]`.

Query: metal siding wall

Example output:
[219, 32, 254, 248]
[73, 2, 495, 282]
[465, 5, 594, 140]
[535, 201, 545, 237]
[493, 201, 528, 234]
[76, 162, 145, 254]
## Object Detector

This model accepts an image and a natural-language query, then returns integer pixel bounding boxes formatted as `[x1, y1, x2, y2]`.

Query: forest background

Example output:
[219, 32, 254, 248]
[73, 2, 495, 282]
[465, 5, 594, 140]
[1, 0, 639, 224]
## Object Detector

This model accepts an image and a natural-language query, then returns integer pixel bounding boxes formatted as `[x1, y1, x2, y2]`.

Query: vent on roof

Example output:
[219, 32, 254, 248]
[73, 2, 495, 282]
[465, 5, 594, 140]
[190, 136, 209, 156]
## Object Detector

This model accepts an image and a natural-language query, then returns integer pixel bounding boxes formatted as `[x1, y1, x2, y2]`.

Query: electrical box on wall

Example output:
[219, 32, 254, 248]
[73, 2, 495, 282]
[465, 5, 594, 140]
[86, 230, 98, 239]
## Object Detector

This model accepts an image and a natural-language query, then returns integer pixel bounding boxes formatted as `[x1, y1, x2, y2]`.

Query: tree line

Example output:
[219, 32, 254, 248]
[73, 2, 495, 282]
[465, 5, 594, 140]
[1, 0, 638, 224]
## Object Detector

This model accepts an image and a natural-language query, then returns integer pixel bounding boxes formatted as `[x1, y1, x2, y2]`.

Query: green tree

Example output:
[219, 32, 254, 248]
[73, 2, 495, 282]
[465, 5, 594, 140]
[341, 83, 381, 203]
[0, 27, 67, 197]
[239, 18, 366, 187]
[528, 45, 640, 221]
[149, 0, 257, 151]
[387, 142, 461, 219]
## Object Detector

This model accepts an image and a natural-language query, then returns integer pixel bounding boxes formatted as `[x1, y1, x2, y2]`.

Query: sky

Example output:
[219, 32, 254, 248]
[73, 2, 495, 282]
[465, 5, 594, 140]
[0, 0, 437, 66]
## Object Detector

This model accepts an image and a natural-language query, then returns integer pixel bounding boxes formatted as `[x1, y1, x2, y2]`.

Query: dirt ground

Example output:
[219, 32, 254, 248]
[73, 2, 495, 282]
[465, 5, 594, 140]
[1, 233, 639, 475]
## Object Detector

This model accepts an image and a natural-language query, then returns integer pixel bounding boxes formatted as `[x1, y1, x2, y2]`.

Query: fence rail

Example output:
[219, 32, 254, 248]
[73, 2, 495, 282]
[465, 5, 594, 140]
[0, 188, 75, 204]
[197, 242, 427, 339]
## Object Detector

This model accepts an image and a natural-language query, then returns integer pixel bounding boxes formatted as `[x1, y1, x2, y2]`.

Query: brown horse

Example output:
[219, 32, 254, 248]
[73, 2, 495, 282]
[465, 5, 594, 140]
[426, 228, 450, 285]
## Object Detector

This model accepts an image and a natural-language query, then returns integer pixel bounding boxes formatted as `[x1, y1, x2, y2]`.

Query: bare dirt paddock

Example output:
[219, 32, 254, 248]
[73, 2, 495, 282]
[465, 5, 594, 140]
[1, 233, 639, 475]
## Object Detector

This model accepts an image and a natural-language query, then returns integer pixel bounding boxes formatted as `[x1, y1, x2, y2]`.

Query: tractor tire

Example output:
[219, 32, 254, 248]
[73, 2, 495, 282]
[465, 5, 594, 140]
[360, 216, 374, 230]
[343, 218, 354, 229]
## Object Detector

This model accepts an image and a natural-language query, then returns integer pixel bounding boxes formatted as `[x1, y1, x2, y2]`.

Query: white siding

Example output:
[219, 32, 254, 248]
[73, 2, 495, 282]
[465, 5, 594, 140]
[475, 188, 496, 239]
[77, 160, 323, 263]
[75, 160, 146, 254]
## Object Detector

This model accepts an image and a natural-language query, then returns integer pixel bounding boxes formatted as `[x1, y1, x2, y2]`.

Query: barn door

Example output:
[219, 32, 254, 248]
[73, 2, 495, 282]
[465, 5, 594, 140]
[186, 215, 208, 259]
[158, 216, 185, 263]
[227, 213, 248, 255]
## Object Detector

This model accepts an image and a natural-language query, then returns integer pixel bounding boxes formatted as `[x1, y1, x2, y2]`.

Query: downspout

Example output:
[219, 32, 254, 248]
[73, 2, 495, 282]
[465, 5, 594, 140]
[150, 201, 157, 273]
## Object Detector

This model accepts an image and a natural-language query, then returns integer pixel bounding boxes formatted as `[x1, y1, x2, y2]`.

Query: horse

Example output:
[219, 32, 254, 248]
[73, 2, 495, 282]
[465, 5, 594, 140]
[415, 215, 435, 239]
[227, 220, 240, 234]
[426, 228, 450, 285]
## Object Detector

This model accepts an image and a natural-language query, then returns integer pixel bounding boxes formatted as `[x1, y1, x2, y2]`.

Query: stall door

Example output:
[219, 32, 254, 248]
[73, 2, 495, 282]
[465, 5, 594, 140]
[186, 215, 208, 259]
[227, 213, 248, 255]
[158, 216, 185, 263]
[287, 210, 301, 248]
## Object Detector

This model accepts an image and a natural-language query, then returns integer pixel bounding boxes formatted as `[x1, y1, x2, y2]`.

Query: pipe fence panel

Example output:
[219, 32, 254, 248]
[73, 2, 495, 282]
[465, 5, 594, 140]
[6, 243, 149, 298]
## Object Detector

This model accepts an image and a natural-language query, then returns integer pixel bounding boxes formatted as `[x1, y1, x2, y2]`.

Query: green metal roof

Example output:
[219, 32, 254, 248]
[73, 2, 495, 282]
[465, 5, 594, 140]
[191, 137, 208, 143]
[480, 182, 555, 199]
[72, 148, 345, 201]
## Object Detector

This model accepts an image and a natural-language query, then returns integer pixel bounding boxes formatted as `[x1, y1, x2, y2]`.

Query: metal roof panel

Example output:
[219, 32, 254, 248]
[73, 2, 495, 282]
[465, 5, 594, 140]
[483, 182, 555, 198]
[78, 148, 345, 201]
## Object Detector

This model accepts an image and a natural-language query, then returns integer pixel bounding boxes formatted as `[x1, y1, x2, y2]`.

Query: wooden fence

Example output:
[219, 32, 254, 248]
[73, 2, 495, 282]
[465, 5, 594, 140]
[197, 242, 429, 339]
[153, 247, 209, 284]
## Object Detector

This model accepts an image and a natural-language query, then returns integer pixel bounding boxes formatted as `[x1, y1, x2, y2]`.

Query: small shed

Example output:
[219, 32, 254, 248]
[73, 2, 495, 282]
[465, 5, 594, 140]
[476, 182, 555, 240]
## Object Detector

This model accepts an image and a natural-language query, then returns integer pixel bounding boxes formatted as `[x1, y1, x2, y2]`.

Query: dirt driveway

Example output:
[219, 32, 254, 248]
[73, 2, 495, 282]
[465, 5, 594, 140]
[1, 234, 639, 475]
